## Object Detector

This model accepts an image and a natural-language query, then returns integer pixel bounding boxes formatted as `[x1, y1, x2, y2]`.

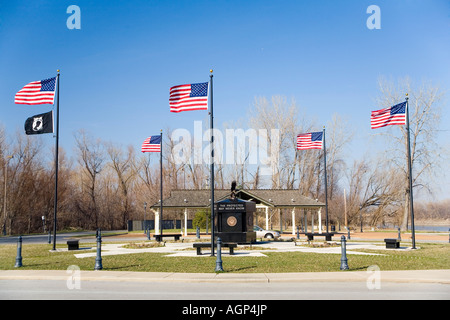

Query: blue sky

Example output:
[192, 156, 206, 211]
[1, 0, 449, 199]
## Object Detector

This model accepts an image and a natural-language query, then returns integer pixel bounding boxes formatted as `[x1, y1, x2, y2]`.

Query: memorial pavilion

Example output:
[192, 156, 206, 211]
[149, 189, 326, 236]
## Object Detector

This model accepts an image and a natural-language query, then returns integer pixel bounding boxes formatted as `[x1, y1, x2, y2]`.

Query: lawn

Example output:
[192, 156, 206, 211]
[0, 242, 449, 273]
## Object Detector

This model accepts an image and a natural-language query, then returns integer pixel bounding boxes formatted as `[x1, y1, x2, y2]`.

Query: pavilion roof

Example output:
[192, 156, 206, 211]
[150, 189, 325, 209]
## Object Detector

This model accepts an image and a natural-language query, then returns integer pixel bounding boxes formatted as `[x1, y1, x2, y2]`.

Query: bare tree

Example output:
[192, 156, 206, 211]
[105, 143, 137, 228]
[74, 130, 105, 229]
[248, 95, 299, 189]
[376, 77, 444, 230]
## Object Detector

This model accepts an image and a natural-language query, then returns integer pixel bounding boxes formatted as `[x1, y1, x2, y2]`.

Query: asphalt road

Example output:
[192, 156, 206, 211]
[1, 279, 448, 300]
[0, 231, 125, 245]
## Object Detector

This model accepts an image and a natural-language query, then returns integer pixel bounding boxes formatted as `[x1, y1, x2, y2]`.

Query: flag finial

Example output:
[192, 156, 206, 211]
[210, 69, 213, 74]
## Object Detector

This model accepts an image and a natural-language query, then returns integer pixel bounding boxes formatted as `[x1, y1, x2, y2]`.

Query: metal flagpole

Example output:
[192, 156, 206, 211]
[209, 70, 215, 256]
[405, 94, 416, 249]
[160, 130, 163, 236]
[52, 70, 60, 251]
[322, 126, 329, 234]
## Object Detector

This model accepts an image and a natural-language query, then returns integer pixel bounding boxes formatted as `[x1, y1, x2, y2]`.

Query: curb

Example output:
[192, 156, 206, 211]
[1, 270, 449, 284]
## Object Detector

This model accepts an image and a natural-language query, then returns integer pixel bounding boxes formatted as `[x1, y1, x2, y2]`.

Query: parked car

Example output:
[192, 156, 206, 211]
[253, 225, 280, 239]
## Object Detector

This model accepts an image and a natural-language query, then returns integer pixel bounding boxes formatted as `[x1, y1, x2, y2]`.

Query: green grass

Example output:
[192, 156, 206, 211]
[1, 242, 449, 273]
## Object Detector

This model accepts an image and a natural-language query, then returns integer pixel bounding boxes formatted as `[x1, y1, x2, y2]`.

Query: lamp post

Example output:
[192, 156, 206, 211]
[359, 205, 363, 233]
[41, 216, 46, 233]
[14, 235, 23, 268]
[94, 229, 103, 270]
[144, 202, 147, 231]
[340, 235, 349, 270]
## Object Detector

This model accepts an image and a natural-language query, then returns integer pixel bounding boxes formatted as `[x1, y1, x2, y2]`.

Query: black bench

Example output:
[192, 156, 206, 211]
[384, 238, 400, 249]
[193, 243, 237, 255]
[305, 233, 335, 241]
[154, 233, 181, 242]
[67, 240, 79, 250]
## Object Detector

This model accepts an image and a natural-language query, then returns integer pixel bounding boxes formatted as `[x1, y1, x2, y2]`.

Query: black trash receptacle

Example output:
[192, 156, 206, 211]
[67, 240, 79, 250]
[331, 225, 336, 232]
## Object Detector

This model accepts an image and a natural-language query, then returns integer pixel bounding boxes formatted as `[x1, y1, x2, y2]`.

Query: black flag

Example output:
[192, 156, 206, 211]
[24, 111, 54, 135]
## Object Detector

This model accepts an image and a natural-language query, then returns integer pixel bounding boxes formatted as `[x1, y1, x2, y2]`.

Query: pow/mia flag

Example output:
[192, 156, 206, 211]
[24, 111, 54, 135]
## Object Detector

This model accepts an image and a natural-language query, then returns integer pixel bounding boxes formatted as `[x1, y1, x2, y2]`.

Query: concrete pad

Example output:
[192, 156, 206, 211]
[70, 240, 398, 259]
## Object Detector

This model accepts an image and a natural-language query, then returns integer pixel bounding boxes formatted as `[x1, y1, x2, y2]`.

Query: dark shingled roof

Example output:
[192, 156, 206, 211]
[151, 189, 324, 209]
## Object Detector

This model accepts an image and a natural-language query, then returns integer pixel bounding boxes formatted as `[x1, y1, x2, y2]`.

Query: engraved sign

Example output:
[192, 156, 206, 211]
[216, 202, 245, 212]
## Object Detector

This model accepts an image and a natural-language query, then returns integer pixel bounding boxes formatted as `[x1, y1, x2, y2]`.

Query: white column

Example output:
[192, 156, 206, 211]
[292, 207, 296, 235]
[265, 207, 269, 230]
[155, 209, 160, 235]
[318, 208, 322, 234]
[184, 208, 188, 236]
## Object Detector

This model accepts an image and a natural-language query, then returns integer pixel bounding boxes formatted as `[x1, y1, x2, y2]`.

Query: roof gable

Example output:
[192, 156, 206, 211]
[151, 189, 325, 208]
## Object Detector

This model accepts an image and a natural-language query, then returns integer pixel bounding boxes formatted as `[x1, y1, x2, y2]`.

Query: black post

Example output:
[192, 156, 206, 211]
[14, 235, 23, 268]
[397, 227, 402, 241]
[322, 127, 329, 233]
[359, 205, 363, 233]
[48, 231, 51, 244]
[196, 226, 200, 239]
[160, 130, 163, 237]
[215, 237, 224, 272]
[405, 95, 416, 249]
[209, 70, 215, 256]
[94, 229, 103, 270]
[340, 235, 349, 270]
[52, 70, 60, 251]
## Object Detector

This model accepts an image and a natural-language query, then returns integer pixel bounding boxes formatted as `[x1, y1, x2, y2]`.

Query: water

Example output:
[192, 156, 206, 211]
[378, 223, 449, 232]
[414, 225, 449, 232]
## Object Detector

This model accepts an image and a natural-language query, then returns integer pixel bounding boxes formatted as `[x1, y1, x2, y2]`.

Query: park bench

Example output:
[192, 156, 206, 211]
[154, 233, 181, 242]
[193, 242, 237, 255]
[384, 238, 400, 249]
[67, 240, 79, 250]
[304, 233, 335, 241]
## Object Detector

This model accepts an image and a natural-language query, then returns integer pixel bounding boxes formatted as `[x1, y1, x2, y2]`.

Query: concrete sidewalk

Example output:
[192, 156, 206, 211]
[1, 269, 449, 284]
[68, 240, 399, 258]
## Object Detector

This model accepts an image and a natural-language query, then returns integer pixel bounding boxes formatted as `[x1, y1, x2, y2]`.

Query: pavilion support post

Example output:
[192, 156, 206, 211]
[318, 208, 322, 234]
[265, 207, 269, 230]
[155, 209, 160, 235]
[292, 208, 296, 236]
[184, 208, 188, 237]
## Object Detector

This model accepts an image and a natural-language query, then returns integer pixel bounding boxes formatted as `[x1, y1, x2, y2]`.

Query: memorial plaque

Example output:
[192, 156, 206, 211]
[215, 198, 256, 244]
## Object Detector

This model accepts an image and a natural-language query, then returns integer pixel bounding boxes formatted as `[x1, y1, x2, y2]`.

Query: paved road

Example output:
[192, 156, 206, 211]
[1, 279, 448, 300]
[0, 231, 130, 245]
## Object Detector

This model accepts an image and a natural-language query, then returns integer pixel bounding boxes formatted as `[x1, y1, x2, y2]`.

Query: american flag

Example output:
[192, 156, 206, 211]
[297, 132, 323, 150]
[169, 82, 208, 113]
[15, 77, 56, 105]
[371, 102, 406, 129]
[141, 135, 161, 152]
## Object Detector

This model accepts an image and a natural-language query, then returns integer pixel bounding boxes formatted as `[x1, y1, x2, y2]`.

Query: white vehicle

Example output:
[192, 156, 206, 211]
[253, 225, 280, 239]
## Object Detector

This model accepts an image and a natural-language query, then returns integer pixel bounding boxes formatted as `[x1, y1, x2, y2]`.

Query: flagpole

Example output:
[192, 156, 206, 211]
[209, 70, 215, 256]
[52, 70, 60, 251]
[405, 94, 416, 249]
[160, 129, 163, 236]
[322, 126, 329, 234]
